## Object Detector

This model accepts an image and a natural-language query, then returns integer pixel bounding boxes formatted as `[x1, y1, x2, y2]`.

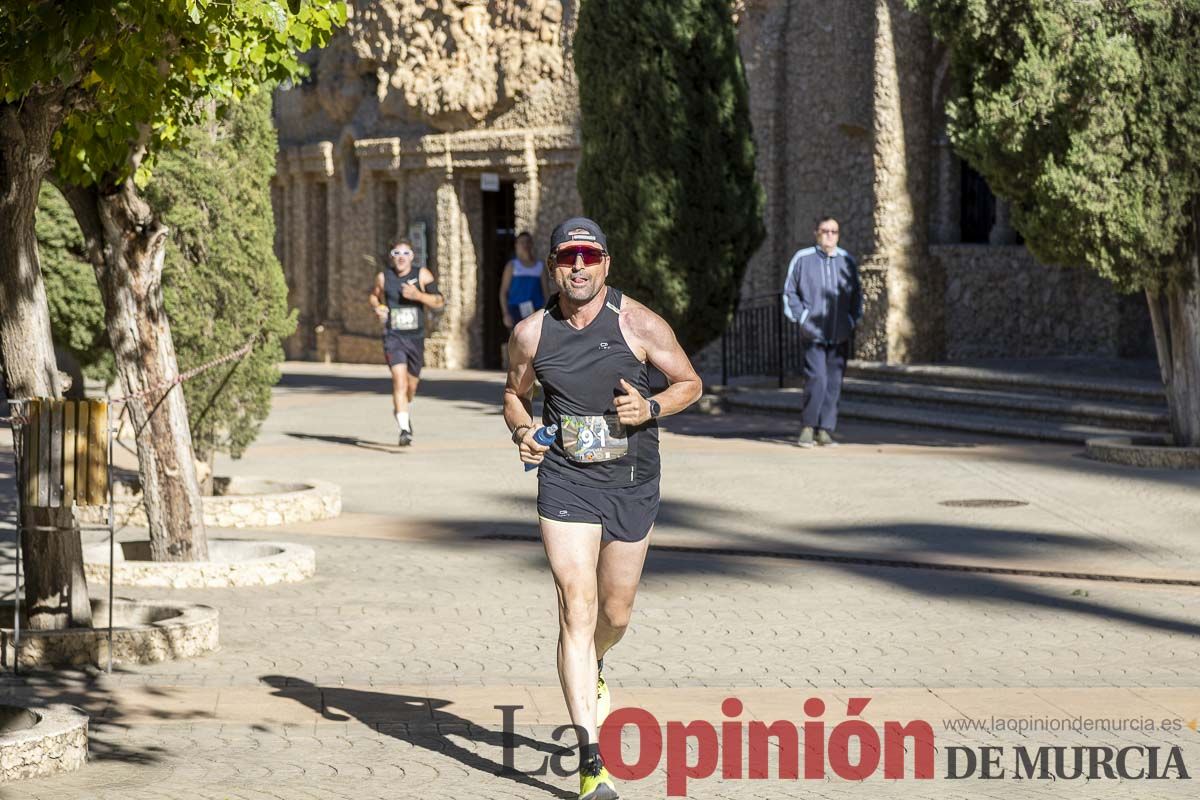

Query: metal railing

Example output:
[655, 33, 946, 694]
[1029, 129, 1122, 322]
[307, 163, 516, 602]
[720, 294, 812, 387]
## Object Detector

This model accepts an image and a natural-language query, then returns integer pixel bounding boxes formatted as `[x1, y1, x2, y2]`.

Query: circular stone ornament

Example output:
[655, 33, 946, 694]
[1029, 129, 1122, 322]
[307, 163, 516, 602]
[76, 476, 341, 529]
[0, 703, 87, 782]
[83, 539, 316, 588]
[1, 599, 218, 670]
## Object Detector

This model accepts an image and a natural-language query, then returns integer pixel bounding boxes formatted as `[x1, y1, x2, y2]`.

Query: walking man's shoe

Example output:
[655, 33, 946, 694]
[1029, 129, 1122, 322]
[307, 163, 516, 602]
[816, 428, 838, 447]
[796, 426, 815, 448]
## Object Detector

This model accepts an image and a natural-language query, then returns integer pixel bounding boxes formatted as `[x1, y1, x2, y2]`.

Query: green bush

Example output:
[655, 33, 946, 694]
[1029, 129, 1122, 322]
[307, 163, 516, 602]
[149, 89, 296, 461]
[35, 184, 113, 381]
[575, 0, 765, 353]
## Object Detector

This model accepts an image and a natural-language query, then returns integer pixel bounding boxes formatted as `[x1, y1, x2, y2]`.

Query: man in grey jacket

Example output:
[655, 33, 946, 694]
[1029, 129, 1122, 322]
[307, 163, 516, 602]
[782, 216, 863, 447]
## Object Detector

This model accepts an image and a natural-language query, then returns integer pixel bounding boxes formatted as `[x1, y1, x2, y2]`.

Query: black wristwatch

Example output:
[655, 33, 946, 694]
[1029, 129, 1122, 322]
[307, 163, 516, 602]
[648, 399, 662, 420]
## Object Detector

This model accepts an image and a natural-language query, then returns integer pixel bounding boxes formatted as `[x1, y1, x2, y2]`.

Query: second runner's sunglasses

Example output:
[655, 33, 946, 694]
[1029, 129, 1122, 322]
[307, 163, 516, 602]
[552, 246, 607, 268]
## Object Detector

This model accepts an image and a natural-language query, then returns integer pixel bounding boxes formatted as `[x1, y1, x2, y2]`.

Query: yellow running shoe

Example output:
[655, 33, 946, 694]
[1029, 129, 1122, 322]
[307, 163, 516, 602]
[596, 670, 611, 727]
[579, 759, 619, 800]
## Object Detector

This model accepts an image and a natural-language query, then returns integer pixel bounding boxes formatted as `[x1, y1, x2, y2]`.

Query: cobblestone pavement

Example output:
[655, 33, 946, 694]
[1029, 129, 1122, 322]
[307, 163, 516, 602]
[1, 364, 1199, 799]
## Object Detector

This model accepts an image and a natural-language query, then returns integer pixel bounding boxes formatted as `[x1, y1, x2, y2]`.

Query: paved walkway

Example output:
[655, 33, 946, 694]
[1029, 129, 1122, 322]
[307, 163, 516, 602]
[2, 363, 1200, 798]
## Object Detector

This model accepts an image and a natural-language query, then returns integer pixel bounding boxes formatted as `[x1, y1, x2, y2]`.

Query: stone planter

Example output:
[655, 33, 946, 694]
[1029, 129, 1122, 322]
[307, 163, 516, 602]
[83, 539, 316, 588]
[0, 599, 218, 670]
[0, 703, 87, 782]
[1085, 435, 1200, 470]
[75, 476, 341, 529]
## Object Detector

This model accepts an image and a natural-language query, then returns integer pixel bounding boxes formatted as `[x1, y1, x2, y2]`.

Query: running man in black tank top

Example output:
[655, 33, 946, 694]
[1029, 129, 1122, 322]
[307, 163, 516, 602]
[503, 218, 702, 800]
[367, 236, 443, 446]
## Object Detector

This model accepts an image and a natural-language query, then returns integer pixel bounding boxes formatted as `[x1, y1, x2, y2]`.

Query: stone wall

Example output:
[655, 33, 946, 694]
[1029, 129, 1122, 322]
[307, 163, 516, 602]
[938, 245, 1127, 359]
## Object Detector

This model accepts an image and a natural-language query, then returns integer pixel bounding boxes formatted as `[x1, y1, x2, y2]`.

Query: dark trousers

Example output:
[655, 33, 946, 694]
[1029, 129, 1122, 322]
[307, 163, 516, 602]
[801, 340, 849, 430]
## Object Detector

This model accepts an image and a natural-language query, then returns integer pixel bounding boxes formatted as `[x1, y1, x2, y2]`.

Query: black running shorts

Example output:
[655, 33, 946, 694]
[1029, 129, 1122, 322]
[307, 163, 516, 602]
[383, 334, 423, 377]
[537, 472, 660, 543]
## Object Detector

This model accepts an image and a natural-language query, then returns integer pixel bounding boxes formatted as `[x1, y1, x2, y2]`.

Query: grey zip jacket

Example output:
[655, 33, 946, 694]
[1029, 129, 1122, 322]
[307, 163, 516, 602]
[782, 246, 863, 345]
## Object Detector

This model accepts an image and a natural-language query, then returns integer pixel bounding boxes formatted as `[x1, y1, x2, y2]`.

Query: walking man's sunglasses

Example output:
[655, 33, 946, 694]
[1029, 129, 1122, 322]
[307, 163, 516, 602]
[552, 247, 607, 268]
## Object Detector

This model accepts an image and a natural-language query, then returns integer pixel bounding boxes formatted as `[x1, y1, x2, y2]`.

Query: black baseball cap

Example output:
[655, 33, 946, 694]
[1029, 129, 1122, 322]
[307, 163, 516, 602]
[549, 217, 607, 251]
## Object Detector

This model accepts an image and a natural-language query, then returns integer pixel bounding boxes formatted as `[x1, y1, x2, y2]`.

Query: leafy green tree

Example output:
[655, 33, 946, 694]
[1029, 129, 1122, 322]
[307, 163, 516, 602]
[909, 0, 1200, 446]
[1, 1, 343, 627]
[575, 0, 765, 353]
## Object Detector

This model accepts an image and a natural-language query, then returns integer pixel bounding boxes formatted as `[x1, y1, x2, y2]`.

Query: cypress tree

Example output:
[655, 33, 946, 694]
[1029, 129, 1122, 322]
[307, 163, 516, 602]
[576, 0, 765, 353]
[909, 0, 1200, 446]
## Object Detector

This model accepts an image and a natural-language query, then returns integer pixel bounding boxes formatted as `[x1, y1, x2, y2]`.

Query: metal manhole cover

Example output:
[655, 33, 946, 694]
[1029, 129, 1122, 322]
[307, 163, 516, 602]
[939, 499, 1029, 508]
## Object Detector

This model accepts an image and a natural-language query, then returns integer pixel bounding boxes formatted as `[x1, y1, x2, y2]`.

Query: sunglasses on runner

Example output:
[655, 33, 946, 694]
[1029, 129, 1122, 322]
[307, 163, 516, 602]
[390, 248, 413, 257]
[552, 246, 607, 268]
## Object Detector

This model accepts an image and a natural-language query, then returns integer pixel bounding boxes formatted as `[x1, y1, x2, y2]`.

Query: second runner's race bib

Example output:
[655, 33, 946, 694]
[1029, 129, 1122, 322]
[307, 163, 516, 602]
[560, 414, 629, 463]
[388, 306, 420, 332]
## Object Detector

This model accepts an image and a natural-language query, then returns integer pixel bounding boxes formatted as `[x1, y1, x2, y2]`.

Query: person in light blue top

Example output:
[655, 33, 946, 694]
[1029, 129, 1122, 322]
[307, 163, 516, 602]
[500, 231, 550, 329]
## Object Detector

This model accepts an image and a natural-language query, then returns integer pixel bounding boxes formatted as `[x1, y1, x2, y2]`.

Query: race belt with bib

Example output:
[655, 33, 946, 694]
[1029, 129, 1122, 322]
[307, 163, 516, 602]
[559, 414, 629, 463]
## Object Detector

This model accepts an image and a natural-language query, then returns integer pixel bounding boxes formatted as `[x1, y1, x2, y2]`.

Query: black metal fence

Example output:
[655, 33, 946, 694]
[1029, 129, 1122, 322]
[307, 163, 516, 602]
[720, 294, 812, 386]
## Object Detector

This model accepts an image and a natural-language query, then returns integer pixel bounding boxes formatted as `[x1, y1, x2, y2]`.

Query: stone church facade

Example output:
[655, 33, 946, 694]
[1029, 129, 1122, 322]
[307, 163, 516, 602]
[272, 0, 1149, 370]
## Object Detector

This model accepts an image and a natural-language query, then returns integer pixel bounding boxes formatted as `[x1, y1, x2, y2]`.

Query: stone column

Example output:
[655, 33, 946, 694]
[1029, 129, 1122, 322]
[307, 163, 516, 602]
[433, 135, 466, 368]
[514, 132, 541, 236]
[285, 155, 309, 359]
[930, 133, 961, 244]
[871, 0, 942, 363]
[989, 198, 1020, 245]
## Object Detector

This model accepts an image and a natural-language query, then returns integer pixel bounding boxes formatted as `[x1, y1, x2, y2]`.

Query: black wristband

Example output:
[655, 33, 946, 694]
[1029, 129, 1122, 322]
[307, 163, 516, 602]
[511, 425, 532, 444]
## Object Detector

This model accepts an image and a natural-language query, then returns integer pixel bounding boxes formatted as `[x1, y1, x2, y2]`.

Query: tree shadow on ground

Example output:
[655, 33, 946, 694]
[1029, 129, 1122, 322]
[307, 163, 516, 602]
[278, 371, 507, 405]
[259, 675, 574, 799]
[0, 667, 183, 767]
[660, 411, 990, 449]
[412, 490, 1198, 638]
[283, 431, 405, 454]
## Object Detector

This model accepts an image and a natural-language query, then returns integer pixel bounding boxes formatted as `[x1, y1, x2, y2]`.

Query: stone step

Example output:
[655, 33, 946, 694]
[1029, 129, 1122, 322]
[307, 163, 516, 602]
[840, 377, 1169, 433]
[846, 360, 1165, 406]
[725, 390, 1138, 444]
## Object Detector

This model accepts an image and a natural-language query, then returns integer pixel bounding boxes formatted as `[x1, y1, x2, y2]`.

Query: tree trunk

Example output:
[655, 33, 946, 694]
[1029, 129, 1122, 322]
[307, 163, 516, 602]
[0, 95, 93, 629]
[59, 181, 209, 562]
[1147, 207, 1200, 448]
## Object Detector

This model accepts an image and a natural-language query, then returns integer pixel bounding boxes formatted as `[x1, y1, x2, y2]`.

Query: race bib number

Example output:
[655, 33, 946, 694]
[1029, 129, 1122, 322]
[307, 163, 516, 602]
[389, 306, 420, 331]
[518, 300, 535, 319]
[560, 414, 629, 463]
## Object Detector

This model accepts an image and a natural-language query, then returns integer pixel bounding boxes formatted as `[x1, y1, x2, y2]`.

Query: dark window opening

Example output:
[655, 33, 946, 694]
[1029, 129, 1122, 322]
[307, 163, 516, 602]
[481, 181, 517, 370]
[959, 160, 995, 244]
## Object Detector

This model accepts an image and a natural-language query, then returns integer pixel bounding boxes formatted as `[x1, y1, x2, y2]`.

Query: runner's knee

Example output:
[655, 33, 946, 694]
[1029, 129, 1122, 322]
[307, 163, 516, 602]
[558, 588, 598, 633]
[598, 599, 632, 632]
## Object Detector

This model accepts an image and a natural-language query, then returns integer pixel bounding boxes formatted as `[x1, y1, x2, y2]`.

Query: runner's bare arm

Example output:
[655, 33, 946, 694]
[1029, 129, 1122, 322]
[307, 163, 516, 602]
[369, 273, 387, 320]
[503, 314, 549, 460]
[416, 267, 445, 309]
[618, 300, 703, 422]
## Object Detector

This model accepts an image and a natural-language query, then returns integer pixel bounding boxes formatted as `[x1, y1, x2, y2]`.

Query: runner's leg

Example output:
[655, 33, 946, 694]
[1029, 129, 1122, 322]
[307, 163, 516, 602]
[594, 531, 652, 661]
[390, 363, 409, 416]
[540, 517, 603, 750]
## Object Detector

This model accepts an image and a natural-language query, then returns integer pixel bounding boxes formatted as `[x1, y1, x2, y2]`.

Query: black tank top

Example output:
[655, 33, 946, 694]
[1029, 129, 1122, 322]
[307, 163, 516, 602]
[533, 287, 660, 487]
[383, 267, 424, 338]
